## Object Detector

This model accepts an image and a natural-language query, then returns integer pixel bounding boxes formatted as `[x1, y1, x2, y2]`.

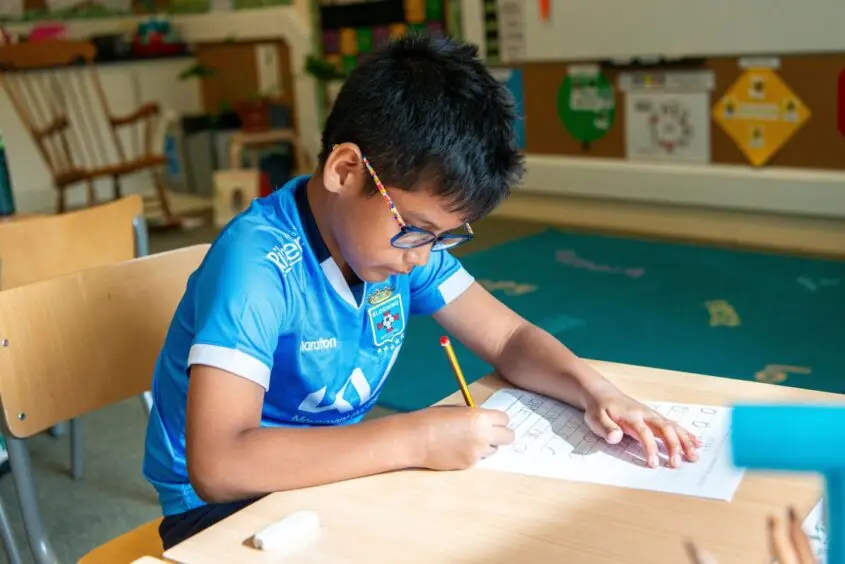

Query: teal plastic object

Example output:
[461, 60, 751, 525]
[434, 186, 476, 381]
[732, 405, 843, 563]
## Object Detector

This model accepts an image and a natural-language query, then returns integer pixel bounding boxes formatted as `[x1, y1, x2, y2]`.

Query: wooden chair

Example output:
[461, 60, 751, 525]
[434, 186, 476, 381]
[0, 195, 148, 564]
[0, 40, 178, 226]
[0, 193, 148, 482]
[0, 244, 209, 564]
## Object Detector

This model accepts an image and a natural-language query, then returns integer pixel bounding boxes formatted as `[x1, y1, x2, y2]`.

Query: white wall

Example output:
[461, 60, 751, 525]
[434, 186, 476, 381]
[517, 0, 845, 62]
[458, 0, 845, 220]
[1, 2, 320, 213]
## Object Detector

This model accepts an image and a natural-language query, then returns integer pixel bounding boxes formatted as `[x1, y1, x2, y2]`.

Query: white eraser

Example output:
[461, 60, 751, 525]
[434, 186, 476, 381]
[252, 510, 321, 551]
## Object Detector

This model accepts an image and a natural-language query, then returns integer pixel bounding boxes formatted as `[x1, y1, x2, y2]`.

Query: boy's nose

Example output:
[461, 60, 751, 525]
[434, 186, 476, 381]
[405, 246, 431, 267]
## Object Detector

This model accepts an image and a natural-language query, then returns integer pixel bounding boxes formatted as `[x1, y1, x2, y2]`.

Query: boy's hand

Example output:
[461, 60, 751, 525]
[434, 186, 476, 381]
[407, 406, 515, 471]
[582, 385, 701, 468]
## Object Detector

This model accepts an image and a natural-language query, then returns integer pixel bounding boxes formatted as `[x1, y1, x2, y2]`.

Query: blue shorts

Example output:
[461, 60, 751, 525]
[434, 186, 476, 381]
[159, 496, 264, 549]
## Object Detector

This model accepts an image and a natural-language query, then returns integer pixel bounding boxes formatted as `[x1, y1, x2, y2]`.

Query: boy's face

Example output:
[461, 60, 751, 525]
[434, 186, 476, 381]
[321, 144, 469, 283]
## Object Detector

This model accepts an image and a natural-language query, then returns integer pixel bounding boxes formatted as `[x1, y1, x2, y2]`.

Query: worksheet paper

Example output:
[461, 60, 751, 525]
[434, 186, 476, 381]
[803, 499, 828, 563]
[476, 389, 745, 501]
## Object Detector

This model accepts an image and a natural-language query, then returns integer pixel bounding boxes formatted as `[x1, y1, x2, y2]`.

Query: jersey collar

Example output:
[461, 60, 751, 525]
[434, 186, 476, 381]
[294, 177, 331, 263]
[293, 177, 366, 309]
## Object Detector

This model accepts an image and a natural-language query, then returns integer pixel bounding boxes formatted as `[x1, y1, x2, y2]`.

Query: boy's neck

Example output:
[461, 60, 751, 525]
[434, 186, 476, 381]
[305, 175, 361, 286]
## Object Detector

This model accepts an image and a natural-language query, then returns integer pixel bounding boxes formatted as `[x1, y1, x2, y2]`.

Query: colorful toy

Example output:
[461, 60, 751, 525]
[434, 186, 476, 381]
[132, 16, 185, 58]
[732, 404, 843, 563]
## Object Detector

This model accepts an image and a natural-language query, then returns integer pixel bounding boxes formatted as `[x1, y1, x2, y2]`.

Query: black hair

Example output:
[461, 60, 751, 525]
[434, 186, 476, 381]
[318, 33, 525, 223]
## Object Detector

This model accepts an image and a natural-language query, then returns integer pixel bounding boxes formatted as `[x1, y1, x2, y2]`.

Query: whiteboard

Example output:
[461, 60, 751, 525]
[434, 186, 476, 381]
[504, 0, 845, 62]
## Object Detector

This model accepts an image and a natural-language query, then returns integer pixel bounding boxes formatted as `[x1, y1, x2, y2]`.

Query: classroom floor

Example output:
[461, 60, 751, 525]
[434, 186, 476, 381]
[0, 214, 545, 564]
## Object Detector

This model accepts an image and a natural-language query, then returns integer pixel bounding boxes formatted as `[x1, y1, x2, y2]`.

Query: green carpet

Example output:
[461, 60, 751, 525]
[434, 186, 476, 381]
[378, 228, 845, 412]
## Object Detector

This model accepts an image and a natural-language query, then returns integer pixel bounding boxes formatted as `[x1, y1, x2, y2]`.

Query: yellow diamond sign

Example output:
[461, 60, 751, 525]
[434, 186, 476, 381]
[712, 67, 811, 167]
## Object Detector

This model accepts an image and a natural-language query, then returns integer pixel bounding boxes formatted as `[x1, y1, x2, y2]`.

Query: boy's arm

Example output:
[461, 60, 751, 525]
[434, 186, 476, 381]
[186, 365, 421, 503]
[431, 282, 612, 410]
[433, 282, 700, 467]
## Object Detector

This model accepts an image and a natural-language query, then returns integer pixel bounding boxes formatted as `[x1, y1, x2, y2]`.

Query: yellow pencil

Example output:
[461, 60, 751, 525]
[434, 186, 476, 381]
[440, 336, 475, 407]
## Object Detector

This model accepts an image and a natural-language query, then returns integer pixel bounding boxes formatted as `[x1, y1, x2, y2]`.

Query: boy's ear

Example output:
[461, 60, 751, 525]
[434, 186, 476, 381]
[321, 143, 365, 196]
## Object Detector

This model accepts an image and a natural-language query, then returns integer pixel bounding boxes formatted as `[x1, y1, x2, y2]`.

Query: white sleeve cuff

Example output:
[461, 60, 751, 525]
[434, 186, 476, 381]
[188, 344, 271, 391]
[437, 267, 474, 305]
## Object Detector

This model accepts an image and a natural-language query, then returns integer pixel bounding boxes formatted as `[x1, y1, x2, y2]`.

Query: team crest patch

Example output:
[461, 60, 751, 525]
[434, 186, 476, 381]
[367, 293, 405, 347]
[367, 284, 394, 305]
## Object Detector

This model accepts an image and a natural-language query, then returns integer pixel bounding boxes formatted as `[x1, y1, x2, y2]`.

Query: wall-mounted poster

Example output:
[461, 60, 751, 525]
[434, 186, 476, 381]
[557, 64, 615, 151]
[619, 70, 715, 164]
[712, 67, 811, 167]
[490, 67, 525, 149]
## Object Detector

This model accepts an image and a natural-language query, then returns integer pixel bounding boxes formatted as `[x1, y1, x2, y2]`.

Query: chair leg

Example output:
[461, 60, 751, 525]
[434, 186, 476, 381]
[7, 437, 59, 564]
[132, 214, 150, 258]
[70, 419, 83, 480]
[55, 188, 65, 214]
[47, 423, 67, 438]
[140, 392, 153, 416]
[0, 498, 24, 564]
[85, 179, 96, 207]
[151, 168, 175, 224]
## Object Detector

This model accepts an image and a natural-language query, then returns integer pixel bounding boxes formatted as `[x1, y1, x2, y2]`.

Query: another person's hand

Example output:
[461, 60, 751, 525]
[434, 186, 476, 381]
[766, 508, 818, 564]
[685, 507, 818, 564]
[407, 406, 515, 471]
[581, 385, 701, 468]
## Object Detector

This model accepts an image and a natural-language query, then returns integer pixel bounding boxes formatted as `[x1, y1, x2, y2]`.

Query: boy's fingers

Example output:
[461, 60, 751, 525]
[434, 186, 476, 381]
[624, 418, 660, 468]
[490, 424, 515, 446]
[648, 419, 682, 468]
[479, 408, 511, 427]
[585, 408, 623, 444]
[787, 507, 816, 564]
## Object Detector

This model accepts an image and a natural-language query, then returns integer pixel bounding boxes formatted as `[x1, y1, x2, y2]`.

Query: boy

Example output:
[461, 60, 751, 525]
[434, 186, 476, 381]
[143, 34, 701, 549]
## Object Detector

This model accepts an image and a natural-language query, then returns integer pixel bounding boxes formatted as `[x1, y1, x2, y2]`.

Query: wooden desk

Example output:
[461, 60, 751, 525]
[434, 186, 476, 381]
[164, 360, 843, 564]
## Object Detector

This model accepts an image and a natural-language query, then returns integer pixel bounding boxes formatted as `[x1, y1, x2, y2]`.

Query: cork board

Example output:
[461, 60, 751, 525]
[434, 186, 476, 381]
[520, 54, 845, 171]
[195, 40, 295, 117]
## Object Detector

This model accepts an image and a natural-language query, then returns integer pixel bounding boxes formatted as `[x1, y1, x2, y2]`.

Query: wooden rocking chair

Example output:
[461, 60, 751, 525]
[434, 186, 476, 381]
[0, 40, 178, 226]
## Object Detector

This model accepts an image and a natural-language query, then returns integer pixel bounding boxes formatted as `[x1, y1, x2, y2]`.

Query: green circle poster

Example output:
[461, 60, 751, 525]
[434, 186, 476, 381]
[557, 70, 616, 150]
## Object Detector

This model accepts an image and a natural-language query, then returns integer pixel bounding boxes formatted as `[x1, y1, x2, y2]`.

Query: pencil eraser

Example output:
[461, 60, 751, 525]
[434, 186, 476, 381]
[440, 336, 450, 346]
[252, 510, 321, 551]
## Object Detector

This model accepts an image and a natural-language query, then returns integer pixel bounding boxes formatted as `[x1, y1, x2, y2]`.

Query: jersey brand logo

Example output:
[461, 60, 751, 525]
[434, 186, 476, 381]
[265, 231, 302, 275]
[300, 337, 337, 352]
[298, 367, 370, 414]
[294, 348, 401, 423]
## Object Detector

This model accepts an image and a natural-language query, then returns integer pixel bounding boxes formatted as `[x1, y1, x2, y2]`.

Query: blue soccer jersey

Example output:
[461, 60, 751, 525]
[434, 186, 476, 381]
[143, 175, 475, 516]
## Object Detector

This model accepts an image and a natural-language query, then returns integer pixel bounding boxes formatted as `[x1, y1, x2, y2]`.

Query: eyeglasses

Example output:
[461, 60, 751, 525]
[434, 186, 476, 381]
[358, 151, 474, 252]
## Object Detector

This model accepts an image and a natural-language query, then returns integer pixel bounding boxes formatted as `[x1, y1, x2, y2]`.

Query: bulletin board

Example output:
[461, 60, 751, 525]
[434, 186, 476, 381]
[318, 0, 451, 74]
[518, 54, 845, 171]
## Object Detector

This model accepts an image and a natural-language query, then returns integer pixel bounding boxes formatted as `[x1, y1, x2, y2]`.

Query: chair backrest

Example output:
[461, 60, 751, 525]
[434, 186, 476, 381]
[0, 244, 209, 439]
[0, 40, 99, 185]
[0, 194, 142, 289]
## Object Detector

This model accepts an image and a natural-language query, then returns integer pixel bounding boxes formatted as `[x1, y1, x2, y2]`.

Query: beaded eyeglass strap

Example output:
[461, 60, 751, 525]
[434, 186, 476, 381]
[333, 144, 406, 228]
